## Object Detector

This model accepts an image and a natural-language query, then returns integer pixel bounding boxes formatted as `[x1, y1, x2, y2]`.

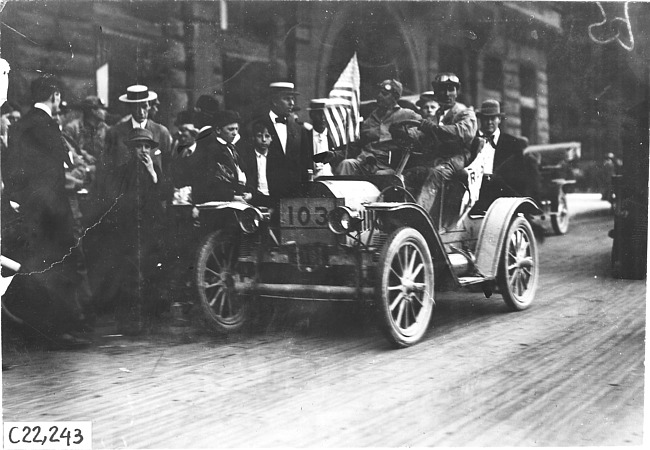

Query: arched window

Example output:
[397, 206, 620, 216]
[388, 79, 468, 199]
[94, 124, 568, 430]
[326, 6, 416, 101]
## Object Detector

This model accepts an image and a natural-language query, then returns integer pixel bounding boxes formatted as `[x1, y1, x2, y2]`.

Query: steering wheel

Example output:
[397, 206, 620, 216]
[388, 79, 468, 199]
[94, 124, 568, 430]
[377, 184, 417, 203]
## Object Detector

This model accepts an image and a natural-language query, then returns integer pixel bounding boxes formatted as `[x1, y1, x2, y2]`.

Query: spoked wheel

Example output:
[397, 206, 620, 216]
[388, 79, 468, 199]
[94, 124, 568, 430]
[195, 230, 249, 333]
[376, 227, 435, 348]
[551, 189, 570, 235]
[498, 217, 539, 311]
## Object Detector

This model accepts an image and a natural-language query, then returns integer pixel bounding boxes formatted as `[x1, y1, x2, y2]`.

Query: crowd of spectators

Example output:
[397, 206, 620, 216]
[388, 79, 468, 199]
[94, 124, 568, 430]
[1, 71, 546, 349]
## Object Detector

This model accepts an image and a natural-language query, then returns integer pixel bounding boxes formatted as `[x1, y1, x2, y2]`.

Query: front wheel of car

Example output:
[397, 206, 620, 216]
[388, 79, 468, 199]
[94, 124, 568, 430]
[376, 227, 435, 348]
[195, 230, 250, 333]
[498, 216, 539, 311]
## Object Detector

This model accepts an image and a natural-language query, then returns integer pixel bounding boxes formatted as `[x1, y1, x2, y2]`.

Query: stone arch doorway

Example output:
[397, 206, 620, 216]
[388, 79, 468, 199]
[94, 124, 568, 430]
[323, 4, 418, 102]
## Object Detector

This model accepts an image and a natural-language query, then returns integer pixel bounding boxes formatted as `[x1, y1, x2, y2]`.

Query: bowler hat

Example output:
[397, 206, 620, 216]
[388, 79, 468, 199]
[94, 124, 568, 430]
[119, 85, 157, 103]
[214, 110, 240, 128]
[416, 91, 436, 108]
[127, 128, 159, 147]
[194, 95, 219, 117]
[476, 99, 504, 118]
[269, 81, 300, 96]
[378, 79, 403, 97]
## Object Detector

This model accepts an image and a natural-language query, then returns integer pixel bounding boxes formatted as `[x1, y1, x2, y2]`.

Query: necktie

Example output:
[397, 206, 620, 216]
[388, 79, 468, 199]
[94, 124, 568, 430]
[275, 116, 287, 124]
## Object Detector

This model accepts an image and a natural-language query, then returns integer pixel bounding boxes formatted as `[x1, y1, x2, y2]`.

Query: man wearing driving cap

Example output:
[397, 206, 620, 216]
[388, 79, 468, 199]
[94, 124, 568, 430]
[64, 95, 109, 162]
[400, 72, 478, 226]
[93, 127, 167, 333]
[477, 98, 541, 203]
[248, 81, 307, 198]
[101, 84, 172, 203]
[335, 79, 421, 176]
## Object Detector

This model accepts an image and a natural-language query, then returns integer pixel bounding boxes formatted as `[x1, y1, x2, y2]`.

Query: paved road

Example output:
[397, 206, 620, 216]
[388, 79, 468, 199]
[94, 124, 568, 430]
[2, 194, 645, 448]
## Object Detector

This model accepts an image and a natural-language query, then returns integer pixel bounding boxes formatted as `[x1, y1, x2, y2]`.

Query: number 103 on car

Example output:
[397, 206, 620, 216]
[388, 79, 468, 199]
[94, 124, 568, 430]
[3, 422, 91, 449]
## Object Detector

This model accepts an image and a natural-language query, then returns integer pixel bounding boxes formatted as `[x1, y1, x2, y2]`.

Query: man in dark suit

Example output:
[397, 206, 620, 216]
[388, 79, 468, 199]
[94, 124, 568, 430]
[249, 82, 307, 199]
[3, 74, 90, 347]
[190, 109, 251, 203]
[477, 99, 541, 203]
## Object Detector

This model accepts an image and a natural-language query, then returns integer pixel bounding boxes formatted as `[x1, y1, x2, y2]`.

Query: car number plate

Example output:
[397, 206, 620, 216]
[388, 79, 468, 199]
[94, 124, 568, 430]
[280, 198, 341, 228]
[280, 198, 343, 245]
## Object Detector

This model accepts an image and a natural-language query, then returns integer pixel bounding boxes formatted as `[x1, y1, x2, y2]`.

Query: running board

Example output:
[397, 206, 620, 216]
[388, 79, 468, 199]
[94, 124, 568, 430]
[457, 276, 491, 286]
[235, 281, 374, 301]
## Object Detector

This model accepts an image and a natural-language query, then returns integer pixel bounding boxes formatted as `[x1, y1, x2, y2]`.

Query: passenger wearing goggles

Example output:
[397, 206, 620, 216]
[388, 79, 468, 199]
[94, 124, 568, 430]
[396, 72, 478, 227]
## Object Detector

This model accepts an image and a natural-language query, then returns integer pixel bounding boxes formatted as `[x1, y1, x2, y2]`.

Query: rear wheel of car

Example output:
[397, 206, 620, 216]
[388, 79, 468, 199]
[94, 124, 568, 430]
[195, 230, 249, 333]
[551, 189, 569, 235]
[498, 216, 539, 311]
[376, 227, 435, 348]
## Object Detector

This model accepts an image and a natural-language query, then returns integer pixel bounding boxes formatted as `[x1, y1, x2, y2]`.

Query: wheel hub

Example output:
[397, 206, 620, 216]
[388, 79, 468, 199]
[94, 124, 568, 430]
[221, 272, 234, 289]
[400, 276, 415, 293]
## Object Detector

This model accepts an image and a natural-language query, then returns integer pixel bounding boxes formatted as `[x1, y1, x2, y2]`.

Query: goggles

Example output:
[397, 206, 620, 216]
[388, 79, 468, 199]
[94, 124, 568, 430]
[434, 74, 460, 85]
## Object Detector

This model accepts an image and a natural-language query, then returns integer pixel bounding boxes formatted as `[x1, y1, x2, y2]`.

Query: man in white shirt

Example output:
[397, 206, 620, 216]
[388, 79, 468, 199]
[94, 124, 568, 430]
[477, 99, 541, 203]
[304, 98, 336, 177]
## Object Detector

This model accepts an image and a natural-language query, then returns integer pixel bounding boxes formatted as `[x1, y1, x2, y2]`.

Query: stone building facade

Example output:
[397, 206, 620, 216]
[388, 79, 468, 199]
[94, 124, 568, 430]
[2, 1, 563, 145]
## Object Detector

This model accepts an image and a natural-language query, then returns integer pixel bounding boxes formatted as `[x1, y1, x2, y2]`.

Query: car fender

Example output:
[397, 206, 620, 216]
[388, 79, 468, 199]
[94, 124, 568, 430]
[193, 201, 251, 231]
[475, 197, 541, 278]
[365, 202, 452, 275]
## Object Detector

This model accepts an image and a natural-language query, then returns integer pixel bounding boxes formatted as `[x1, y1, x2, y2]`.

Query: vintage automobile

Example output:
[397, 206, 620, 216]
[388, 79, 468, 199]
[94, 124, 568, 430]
[191, 140, 540, 348]
[523, 142, 580, 235]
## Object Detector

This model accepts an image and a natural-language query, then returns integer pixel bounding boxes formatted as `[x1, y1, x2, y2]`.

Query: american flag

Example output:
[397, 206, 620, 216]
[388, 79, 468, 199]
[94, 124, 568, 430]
[324, 53, 361, 148]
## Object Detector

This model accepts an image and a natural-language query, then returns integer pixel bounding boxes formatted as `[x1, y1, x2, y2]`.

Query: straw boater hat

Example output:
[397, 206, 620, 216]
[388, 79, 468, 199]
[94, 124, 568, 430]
[119, 85, 157, 103]
[269, 81, 300, 96]
[476, 99, 505, 118]
[307, 97, 351, 111]
[127, 128, 159, 147]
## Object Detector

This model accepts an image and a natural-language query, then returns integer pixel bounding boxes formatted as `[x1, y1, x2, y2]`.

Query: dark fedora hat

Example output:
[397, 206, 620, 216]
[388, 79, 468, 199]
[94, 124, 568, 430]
[477, 99, 505, 117]
[214, 109, 240, 128]
[127, 128, 159, 147]
[119, 85, 157, 103]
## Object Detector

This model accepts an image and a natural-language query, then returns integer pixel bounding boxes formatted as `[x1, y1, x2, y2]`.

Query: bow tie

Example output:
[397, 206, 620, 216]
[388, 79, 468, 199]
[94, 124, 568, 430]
[275, 116, 287, 124]
[483, 134, 496, 148]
